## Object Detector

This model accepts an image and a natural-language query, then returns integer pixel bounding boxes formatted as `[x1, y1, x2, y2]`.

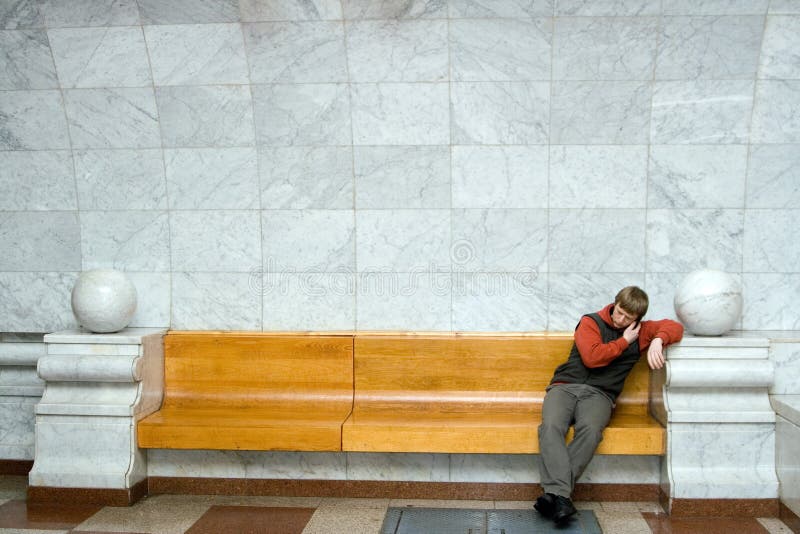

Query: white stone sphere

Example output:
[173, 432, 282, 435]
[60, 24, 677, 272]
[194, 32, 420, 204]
[71, 269, 137, 333]
[674, 269, 742, 336]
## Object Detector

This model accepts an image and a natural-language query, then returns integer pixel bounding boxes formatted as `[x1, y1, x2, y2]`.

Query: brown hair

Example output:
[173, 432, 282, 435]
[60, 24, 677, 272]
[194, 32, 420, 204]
[615, 286, 649, 319]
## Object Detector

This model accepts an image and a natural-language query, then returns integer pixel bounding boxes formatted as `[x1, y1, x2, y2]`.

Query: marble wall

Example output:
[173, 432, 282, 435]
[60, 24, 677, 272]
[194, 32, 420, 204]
[1, 0, 799, 333]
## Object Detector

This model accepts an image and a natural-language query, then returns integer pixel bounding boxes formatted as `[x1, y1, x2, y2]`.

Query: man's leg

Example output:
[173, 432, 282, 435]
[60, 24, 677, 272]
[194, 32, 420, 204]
[567, 386, 614, 484]
[538, 385, 577, 498]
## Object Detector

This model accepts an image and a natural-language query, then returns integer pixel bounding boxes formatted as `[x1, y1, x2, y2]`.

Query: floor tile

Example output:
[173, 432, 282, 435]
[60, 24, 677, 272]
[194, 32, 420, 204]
[642, 512, 771, 533]
[302, 504, 388, 534]
[0, 500, 102, 530]
[0, 475, 28, 500]
[757, 517, 795, 534]
[185, 505, 315, 534]
[72, 496, 210, 534]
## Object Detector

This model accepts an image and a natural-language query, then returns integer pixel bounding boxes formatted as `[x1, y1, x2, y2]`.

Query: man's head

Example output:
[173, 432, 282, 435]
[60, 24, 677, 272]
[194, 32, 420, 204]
[611, 286, 649, 329]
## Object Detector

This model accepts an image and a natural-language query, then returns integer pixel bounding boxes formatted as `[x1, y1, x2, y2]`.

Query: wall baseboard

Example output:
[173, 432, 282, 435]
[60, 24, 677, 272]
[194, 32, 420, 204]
[0, 460, 33, 476]
[26, 479, 148, 507]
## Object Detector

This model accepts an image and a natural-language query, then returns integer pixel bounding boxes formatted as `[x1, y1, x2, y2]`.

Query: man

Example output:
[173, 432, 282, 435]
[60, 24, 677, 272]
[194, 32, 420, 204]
[535, 286, 684, 524]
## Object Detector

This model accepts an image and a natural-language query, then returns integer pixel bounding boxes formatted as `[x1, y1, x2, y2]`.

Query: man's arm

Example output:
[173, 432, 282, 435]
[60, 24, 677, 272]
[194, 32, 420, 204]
[640, 319, 684, 370]
[574, 316, 631, 368]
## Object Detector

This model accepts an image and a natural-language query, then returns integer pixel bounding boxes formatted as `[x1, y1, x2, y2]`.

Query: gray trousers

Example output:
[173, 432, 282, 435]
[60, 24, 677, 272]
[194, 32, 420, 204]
[537, 383, 614, 498]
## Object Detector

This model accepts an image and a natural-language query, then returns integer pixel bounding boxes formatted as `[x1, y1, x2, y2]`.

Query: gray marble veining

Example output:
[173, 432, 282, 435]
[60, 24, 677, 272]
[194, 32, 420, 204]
[0, 29, 57, 89]
[260, 146, 353, 209]
[0, 151, 76, 210]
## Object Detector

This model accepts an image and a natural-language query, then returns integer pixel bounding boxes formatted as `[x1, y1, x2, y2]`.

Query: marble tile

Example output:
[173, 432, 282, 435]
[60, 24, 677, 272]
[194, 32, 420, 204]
[643, 272, 685, 323]
[554, 0, 661, 15]
[0, 0, 43, 28]
[357, 272, 451, 330]
[450, 18, 551, 81]
[449, 454, 537, 483]
[0, 272, 77, 332]
[137, 0, 239, 24]
[80, 211, 170, 271]
[0, 212, 80, 271]
[751, 81, 800, 144]
[550, 81, 650, 144]
[648, 145, 747, 208]
[245, 451, 348, 479]
[241, 0, 343, 21]
[74, 149, 167, 210]
[547, 273, 643, 331]
[301, 504, 388, 534]
[451, 82, 549, 144]
[746, 145, 800, 209]
[759, 16, 800, 79]
[552, 17, 657, 80]
[243, 22, 347, 83]
[651, 80, 753, 144]
[0, 150, 75, 210]
[548, 209, 646, 273]
[157, 85, 255, 147]
[0, 90, 69, 149]
[253, 83, 351, 146]
[127, 272, 170, 328]
[347, 453, 449, 482]
[770, 344, 800, 395]
[346, 20, 448, 82]
[169, 210, 261, 272]
[744, 209, 800, 272]
[48, 27, 150, 88]
[74, 495, 211, 534]
[351, 82, 449, 145]
[262, 210, 355, 271]
[451, 146, 548, 208]
[342, 0, 447, 19]
[146, 449, 248, 478]
[145, 24, 249, 86]
[656, 16, 764, 80]
[37, 0, 139, 27]
[662, 0, 769, 15]
[770, 0, 800, 14]
[260, 146, 353, 209]
[354, 146, 449, 209]
[452, 271, 548, 331]
[262, 272, 355, 330]
[550, 145, 648, 208]
[448, 0, 554, 17]
[356, 209, 450, 272]
[171, 272, 262, 330]
[580, 455, 660, 483]
[164, 148, 259, 210]
[0, 30, 57, 89]
[646, 209, 744, 272]
[63, 88, 160, 149]
[744, 274, 800, 330]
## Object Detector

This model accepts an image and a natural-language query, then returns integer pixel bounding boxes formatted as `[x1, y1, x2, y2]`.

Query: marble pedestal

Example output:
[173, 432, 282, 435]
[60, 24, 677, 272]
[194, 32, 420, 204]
[28, 328, 164, 506]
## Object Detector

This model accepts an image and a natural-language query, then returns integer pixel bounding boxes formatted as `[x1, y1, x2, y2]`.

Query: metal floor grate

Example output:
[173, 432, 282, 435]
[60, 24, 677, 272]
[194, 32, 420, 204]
[380, 507, 602, 534]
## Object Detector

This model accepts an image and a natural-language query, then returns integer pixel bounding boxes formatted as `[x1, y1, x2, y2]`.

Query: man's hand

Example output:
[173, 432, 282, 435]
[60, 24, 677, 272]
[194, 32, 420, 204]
[623, 321, 640, 344]
[647, 337, 665, 370]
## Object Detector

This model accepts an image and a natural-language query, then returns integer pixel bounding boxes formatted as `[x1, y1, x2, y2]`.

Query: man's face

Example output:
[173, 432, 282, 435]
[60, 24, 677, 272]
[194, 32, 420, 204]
[611, 304, 638, 329]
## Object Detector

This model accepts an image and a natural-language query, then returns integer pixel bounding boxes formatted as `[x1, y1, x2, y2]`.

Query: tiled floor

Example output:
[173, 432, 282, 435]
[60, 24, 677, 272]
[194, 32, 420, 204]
[0, 476, 796, 534]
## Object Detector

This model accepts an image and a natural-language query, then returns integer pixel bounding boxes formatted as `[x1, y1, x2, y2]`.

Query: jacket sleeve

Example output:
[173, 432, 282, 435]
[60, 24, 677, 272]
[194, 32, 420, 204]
[639, 319, 684, 351]
[574, 316, 631, 368]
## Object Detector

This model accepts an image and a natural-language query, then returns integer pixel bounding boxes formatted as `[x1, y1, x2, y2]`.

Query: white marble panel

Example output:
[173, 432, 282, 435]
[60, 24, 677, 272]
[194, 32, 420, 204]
[776, 414, 800, 515]
[347, 453, 449, 482]
[145, 24, 248, 86]
[260, 146, 353, 209]
[550, 145, 647, 208]
[555, 0, 661, 15]
[170, 211, 261, 272]
[452, 272, 548, 331]
[243, 22, 346, 83]
[0, 90, 69, 149]
[80, 211, 170, 271]
[246, 451, 347, 479]
[356, 210, 450, 272]
[548, 209, 646, 273]
[164, 148, 259, 210]
[451, 209, 547, 272]
[64, 88, 160, 149]
[171, 272, 261, 330]
[643, 272, 685, 324]
[751, 81, 800, 143]
[0, 397, 37, 459]
[347, 20, 448, 82]
[253, 83, 351, 146]
[156, 85, 255, 147]
[451, 82, 549, 144]
[746, 145, 800, 208]
[262, 210, 355, 272]
[0, 0, 43, 28]
[48, 27, 150, 88]
[343, 0, 447, 19]
[241, 0, 343, 21]
[448, 0, 554, 17]
[651, 80, 753, 144]
[662, 0, 769, 15]
[648, 145, 747, 208]
[0, 367, 44, 396]
[450, 18, 551, 81]
[357, 272, 451, 330]
[452, 146, 548, 208]
[38, 0, 139, 27]
[46, 343, 139, 356]
[262, 272, 355, 330]
[759, 16, 800, 79]
[770, 1, 800, 14]
[550, 81, 650, 144]
[552, 17, 657, 80]
[580, 455, 660, 483]
[547, 273, 643, 331]
[646, 209, 744, 272]
[656, 16, 763, 80]
[0, 151, 75, 210]
[744, 210, 799, 273]
[354, 146, 449, 209]
[743, 274, 800, 330]
[450, 454, 537, 483]
[137, 0, 239, 24]
[0, 30, 57, 89]
[0, 273, 76, 333]
[770, 344, 800, 395]
[74, 149, 167, 210]
[351, 83, 449, 145]
[0, 212, 80, 271]
[146, 449, 247, 478]
[127, 273, 170, 328]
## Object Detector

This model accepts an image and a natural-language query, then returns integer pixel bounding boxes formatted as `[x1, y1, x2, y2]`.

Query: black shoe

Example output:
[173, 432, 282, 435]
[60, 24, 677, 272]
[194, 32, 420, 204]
[552, 495, 577, 524]
[534, 492, 556, 517]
